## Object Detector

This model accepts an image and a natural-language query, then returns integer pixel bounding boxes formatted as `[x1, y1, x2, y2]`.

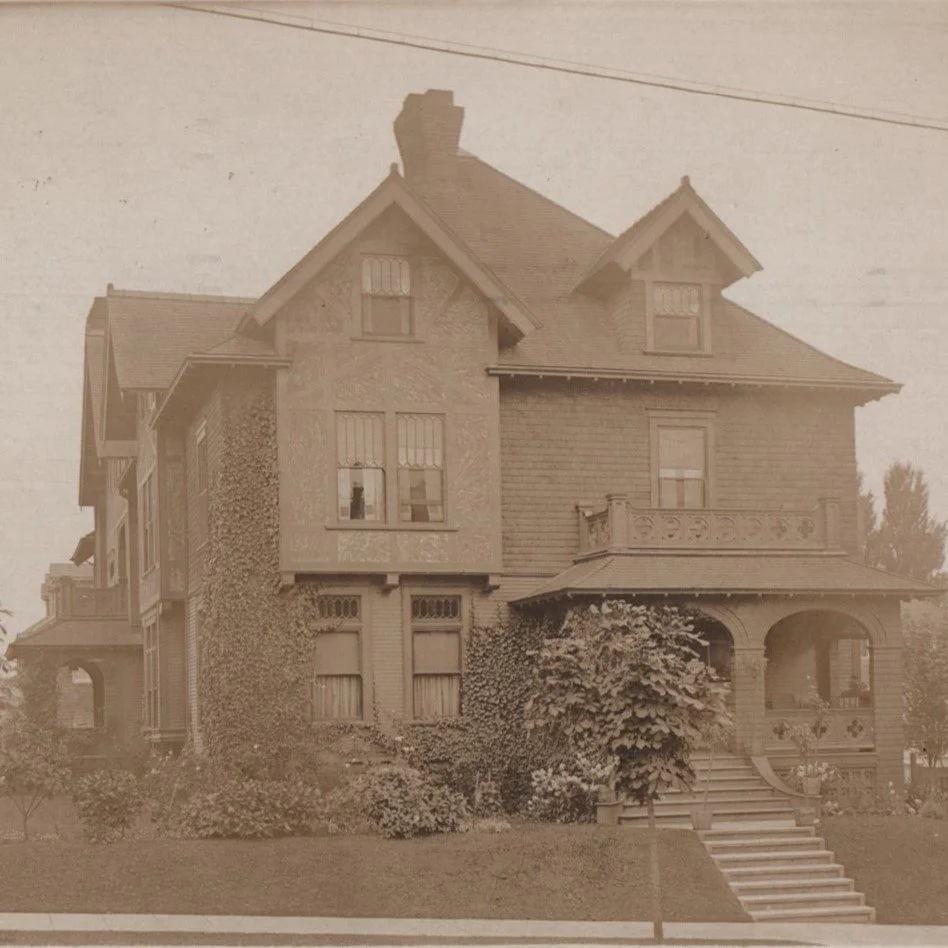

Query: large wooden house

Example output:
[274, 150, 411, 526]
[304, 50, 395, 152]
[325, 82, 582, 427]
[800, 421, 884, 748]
[11, 89, 936, 800]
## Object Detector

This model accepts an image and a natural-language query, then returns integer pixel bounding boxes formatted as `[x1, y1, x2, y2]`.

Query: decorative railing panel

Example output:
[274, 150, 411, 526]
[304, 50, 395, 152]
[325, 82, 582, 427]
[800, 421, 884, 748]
[578, 495, 840, 555]
[51, 579, 128, 619]
[766, 709, 875, 751]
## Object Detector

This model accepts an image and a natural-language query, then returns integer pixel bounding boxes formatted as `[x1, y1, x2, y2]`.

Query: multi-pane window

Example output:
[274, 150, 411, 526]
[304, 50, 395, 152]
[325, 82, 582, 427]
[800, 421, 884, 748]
[313, 595, 363, 721]
[144, 619, 159, 729]
[652, 282, 703, 351]
[361, 255, 412, 336]
[337, 413, 385, 522]
[411, 595, 462, 720]
[397, 414, 444, 523]
[140, 472, 157, 573]
[657, 426, 708, 509]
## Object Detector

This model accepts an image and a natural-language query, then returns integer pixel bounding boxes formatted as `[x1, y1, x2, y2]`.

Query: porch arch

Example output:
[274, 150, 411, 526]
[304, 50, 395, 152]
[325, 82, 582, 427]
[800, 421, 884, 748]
[55, 660, 105, 730]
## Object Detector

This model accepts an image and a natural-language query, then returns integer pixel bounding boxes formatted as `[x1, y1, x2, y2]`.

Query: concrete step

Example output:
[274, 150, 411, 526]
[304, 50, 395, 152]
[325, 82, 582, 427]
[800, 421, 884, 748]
[722, 862, 845, 882]
[624, 796, 793, 815]
[713, 849, 835, 869]
[663, 786, 780, 800]
[747, 904, 875, 923]
[700, 825, 814, 842]
[622, 805, 796, 826]
[731, 876, 855, 897]
[706, 836, 824, 854]
[741, 891, 865, 913]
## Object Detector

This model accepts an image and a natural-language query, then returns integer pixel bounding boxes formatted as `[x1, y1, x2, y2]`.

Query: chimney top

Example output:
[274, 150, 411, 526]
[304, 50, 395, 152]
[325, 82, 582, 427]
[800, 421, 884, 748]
[394, 89, 464, 188]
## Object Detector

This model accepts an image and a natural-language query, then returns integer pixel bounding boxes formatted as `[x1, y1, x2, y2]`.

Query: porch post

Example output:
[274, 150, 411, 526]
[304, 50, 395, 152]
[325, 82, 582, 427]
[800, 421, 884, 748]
[732, 646, 767, 756]
[871, 644, 905, 794]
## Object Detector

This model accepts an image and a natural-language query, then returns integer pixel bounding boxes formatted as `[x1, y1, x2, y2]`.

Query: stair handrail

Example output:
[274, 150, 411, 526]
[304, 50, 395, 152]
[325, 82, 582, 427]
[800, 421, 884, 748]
[750, 756, 807, 800]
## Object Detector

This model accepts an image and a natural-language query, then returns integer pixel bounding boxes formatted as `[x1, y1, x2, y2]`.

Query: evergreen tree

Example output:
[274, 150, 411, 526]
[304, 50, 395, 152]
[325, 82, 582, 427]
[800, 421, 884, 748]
[869, 462, 946, 585]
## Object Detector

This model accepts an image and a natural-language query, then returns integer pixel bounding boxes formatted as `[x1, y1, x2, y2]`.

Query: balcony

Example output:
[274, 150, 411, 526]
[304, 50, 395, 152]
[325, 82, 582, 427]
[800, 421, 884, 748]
[47, 578, 128, 619]
[577, 494, 842, 557]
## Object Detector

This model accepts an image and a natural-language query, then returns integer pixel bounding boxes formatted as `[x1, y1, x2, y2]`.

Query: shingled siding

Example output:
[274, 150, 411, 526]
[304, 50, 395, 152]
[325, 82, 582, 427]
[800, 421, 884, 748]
[499, 377, 859, 572]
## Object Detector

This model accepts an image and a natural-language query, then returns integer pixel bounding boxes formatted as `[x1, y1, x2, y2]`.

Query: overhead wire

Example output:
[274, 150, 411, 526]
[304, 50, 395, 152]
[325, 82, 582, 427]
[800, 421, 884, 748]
[164, 2, 948, 134]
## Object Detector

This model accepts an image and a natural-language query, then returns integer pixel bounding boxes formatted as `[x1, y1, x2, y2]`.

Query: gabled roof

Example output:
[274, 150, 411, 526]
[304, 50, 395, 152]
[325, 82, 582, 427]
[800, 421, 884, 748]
[242, 169, 539, 343]
[576, 176, 762, 292]
[410, 154, 897, 400]
[514, 554, 941, 604]
[106, 289, 254, 392]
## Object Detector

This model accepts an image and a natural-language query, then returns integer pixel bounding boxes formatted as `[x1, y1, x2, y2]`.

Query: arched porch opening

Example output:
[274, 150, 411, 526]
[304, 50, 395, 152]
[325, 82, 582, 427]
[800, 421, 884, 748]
[691, 613, 735, 685]
[55, 661, 105, 730]
[763, 609, 874, 753]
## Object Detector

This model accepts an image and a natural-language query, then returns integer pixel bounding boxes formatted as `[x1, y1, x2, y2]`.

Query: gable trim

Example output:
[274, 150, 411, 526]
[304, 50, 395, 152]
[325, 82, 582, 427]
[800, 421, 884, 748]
[578, 181, 763, 293]
[243, 171, 538, 342]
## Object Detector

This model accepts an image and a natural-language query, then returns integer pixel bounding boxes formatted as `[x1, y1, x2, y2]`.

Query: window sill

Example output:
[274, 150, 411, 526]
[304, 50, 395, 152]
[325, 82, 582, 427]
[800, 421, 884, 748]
[351, 334, 424, 344]
[644, 348, 715, 358]
[326, 523, 459, 533]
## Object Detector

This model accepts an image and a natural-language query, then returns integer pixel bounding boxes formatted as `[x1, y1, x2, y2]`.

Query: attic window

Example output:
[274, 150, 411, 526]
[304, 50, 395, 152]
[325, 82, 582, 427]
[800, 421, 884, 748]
[649, 282, 708, 353]
[361, 255, 413, 337]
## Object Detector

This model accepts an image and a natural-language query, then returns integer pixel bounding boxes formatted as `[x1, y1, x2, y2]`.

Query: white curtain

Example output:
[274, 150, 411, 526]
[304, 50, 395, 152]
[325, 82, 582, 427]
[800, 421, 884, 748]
[413, 675, 460, 720]
[313, 675, 362, 720]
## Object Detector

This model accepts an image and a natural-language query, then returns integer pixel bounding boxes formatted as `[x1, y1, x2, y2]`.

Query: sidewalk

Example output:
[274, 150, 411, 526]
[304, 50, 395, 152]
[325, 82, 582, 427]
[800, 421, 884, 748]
[0, 914, 947, 946]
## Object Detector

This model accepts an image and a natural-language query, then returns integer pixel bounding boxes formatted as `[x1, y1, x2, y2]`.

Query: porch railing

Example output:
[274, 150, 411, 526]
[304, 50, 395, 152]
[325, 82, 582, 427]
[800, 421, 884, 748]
[48, 578, 128, 619]
[765, 708, 875, 752]
[577, 494, 841, 556]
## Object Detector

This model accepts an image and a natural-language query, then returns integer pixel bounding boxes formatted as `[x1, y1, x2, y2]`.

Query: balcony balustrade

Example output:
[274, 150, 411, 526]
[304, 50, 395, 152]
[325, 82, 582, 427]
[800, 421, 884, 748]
[46, 577, 128, 619]
[577, 494, 842, 556]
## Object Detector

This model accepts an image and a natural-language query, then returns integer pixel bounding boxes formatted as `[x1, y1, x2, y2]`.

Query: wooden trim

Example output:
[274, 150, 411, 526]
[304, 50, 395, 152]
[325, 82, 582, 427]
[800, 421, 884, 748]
[647, 409, 716, 509]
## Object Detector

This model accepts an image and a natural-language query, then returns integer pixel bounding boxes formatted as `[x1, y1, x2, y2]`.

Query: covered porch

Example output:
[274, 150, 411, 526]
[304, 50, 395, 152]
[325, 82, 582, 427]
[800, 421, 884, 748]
[513, 549, 938, 795]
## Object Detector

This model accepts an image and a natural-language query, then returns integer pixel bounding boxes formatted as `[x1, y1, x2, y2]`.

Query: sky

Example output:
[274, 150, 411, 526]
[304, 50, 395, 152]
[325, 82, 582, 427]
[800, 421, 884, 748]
[1, 0, 947, 639]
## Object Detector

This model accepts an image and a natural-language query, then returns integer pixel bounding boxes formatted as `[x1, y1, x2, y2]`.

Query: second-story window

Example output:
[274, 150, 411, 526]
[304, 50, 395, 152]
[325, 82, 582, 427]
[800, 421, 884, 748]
[140, 472, 157, 573]
[361, 255, 413, 336]
[397, 414, 444, 523]
[652, 282, 704, 352]
[657, 425, 708, 509]
[337, 412, 385, 522]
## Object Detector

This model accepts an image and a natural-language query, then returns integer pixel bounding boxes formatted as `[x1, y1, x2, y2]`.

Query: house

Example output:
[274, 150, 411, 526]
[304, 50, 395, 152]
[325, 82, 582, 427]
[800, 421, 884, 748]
[10, 89, 937, 799]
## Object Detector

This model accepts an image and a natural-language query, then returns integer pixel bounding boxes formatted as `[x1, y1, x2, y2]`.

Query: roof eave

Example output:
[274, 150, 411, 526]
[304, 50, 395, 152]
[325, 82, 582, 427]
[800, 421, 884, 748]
[243, 170, 538, 343]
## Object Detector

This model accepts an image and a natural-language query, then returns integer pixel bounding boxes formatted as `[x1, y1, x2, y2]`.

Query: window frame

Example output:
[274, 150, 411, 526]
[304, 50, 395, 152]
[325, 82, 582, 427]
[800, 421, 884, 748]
[647, 410, 716, 510]
[143, 615, 159, 730]
[139, 470, 158, 576]
[311, 586, 373, 724]
[645, 278, 712, 356]
[335, 411, 387, 524]
[396, 413, 446, 524]
[359, 253, 415, 339]
[402, 587, 467, 723]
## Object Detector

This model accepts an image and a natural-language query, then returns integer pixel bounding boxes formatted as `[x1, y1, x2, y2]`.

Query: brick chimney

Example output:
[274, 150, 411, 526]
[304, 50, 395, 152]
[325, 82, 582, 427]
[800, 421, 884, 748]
[394, 90, 464, 190]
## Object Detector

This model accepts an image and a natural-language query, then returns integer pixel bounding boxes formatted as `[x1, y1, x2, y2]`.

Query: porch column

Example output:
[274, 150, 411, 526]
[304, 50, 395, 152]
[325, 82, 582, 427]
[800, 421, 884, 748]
[732, 646, 767, 756]
[872, 645, 904, 793]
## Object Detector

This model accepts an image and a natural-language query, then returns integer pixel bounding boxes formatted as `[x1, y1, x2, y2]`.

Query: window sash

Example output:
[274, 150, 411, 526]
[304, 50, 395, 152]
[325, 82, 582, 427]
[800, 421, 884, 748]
[397, 415, 445, 523]
[337, 413, 386, 521]
[652, 282, 703, 351]
[361, 256, 412, 336]
[657, 426, 708, 509]
[313, 675, 363, 721]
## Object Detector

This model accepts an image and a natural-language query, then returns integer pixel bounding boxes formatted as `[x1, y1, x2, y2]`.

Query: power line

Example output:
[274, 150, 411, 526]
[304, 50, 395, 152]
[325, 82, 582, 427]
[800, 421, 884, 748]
[165, 2, 948, 134]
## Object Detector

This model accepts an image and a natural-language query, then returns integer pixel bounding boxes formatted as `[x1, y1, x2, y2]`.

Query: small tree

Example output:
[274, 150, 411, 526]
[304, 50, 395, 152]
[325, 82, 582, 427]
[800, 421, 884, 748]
[904, 604, 948, 774]
[0, 712, 71, 839]
[526, 601, 731, 943]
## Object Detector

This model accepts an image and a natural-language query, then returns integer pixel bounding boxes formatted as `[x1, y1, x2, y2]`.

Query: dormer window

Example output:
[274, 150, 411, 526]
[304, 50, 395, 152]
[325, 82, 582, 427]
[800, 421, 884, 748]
[361, 255, 413, 337]
[650, 281, 706, 353]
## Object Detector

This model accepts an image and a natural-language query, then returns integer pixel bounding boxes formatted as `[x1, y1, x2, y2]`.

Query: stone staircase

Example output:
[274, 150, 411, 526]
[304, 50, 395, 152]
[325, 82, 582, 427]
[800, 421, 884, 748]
[620, 749, 874, 923]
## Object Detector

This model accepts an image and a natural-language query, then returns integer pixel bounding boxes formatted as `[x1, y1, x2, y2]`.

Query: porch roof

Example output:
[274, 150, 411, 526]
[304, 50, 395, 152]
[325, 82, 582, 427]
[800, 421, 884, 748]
[513, 554, 942, 604]
[7, 617, 141, 658]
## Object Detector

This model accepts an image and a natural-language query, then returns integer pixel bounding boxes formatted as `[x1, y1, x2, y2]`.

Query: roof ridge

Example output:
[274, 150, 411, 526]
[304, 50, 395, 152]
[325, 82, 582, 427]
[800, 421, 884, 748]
[107, 288, 256, 305]
[468, 155, 614, 241]
[724, 297, 899, 389]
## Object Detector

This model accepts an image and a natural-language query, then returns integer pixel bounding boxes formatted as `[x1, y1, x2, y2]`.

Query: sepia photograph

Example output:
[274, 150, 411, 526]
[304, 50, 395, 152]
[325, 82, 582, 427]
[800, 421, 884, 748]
[1, 1, 947, 945]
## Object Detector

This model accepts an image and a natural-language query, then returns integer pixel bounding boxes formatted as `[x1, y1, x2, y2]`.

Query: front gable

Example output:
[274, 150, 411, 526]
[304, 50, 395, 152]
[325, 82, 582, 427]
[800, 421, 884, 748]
[244, 171, 536, 346]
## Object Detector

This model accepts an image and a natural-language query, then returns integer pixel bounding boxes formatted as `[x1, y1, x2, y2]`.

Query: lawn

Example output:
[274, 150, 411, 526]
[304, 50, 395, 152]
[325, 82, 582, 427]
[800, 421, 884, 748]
[0, 823, 747, 923]
[822, 815, 948, 925]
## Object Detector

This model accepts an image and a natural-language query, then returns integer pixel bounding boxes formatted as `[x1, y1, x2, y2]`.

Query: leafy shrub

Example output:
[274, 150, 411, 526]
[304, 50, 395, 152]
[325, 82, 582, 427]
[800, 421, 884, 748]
[919, 790, 948, 820]
[141, 750, 210, 835]
[359, 766, 469, 839]
[526, 755, 613, 824]
[784, 761, 840, 795]
[319, 782, 375, 836]
[178, 778, 321, 839]
[72, 770, 143, 842]
[0, 711, 71, 839]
